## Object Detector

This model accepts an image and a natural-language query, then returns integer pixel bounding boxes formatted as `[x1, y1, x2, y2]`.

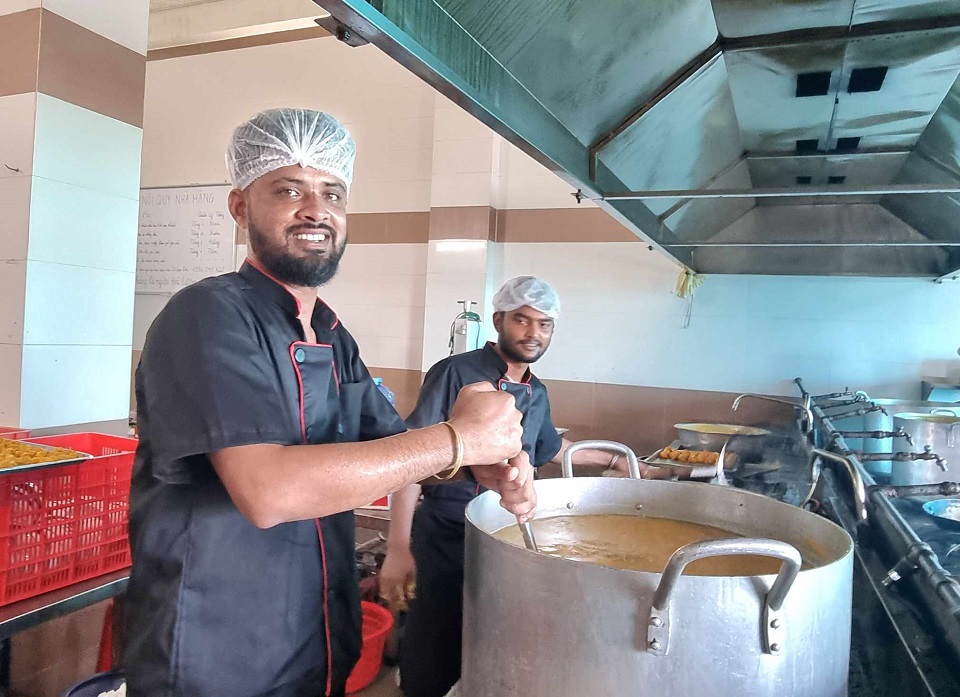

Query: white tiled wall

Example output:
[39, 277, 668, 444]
[23, 262, 135, 346]
[20, 344, 131, 428]
[430, 96, 499, 208]
[499, 242, 960, 399]
[497, 139, 593, 210]
[28, 177, 139, 272]
[421, 239, 492, 370]
[134, 244, 430, 372]
[17, 95, 141, 428]
[323, 244, 427, 370]
[34, 95, 143, 201]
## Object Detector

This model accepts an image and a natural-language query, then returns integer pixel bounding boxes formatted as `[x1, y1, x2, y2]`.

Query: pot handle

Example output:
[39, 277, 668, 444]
[948, 422, 960, 449]
[647, 538, 802, 658]
[932, 408, 958, 416]
[561, 440, 641, 479]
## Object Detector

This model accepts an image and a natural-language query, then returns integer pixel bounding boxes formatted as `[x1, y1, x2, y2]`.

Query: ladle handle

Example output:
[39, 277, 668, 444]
[561, 440, 641, 479]
[518, 520, 539, 553]
[647, 538, 802, 658]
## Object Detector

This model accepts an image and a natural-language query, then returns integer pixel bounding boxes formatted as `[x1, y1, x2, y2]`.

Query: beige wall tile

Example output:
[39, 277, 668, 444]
[496, 208, 638, 243]
[0, 259, 25, 344]
[0, 176, 32, 259]
[0, 343, 22, 426]
[428, 207, 494, 241]
[43, 0, 149, 55]
[38, 9, 146, 128]
[0, 9, 40, 97]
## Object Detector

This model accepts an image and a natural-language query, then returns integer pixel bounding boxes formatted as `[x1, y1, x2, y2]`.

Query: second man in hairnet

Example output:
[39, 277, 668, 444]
[381, 277, 635, 697]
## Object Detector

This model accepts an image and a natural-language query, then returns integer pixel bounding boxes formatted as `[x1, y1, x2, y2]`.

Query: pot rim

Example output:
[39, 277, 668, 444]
[674, 423, 771, 437]
[894, 412, 960, 424]
[466, 477, 853, 579]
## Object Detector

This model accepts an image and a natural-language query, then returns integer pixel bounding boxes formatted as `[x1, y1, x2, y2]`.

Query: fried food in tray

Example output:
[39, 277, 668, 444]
[645, 446, 738, 470]
[0, 438, 87, 470]
[658, 446, 721, 465]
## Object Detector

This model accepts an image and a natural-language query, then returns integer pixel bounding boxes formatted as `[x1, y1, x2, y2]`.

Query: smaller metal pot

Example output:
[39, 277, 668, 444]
[674, 423, 770, 458]
[892, 412, 960, 485]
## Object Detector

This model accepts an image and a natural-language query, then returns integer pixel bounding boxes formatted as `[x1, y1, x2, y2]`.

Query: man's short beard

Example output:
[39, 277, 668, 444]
[498, 337, 547, 365]
[248, 221, 345, 287]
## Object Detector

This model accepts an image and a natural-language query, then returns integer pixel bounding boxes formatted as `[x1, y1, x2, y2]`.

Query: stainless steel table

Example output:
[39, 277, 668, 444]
[0, 568, 130, 696]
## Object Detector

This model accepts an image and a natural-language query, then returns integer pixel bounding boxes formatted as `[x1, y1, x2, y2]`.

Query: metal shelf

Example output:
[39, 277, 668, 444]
[0, 568, 128, 642]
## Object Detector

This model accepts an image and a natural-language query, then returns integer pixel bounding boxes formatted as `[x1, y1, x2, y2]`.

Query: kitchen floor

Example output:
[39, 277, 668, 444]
[353, 667, 402, 696]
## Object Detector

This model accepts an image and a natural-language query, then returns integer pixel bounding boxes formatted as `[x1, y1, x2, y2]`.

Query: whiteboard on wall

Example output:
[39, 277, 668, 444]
[136, 186, 236, 294]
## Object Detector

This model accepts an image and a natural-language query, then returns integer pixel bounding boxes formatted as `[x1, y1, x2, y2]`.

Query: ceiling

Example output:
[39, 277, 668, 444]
[150, 0, 222, 10]
[148, 0, 328, 50]
[314, 0, 960, 277]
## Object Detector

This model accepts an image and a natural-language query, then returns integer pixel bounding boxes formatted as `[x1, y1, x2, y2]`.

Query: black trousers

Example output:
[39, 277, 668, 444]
[399, 499, 469, 697]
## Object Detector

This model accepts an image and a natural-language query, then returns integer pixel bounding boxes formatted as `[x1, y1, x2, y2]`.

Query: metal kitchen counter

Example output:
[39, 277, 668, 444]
[0, 568, 128, 642]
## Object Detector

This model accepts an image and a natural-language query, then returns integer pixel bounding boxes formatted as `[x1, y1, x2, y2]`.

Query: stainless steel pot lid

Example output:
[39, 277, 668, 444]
[894, 412, 960, 424]
[674, 423, 771, 436]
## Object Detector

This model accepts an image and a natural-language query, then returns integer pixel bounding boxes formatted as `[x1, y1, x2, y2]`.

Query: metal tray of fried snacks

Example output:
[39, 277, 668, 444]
[0, 438, 92, 475]
[642, 442, 737, 478]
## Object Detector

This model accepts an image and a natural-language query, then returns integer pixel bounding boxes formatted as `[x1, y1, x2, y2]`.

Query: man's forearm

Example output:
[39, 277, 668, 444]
[387, 483, 421, 549]
[213, 424, 457, 528]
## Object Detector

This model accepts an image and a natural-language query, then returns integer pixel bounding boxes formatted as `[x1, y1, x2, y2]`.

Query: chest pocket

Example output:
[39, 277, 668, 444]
[337, 382, 366, 443]
[290, 341, 339, 444]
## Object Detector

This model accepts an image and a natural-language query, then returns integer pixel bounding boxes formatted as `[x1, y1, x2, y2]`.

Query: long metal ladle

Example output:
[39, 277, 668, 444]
[517, 441, 643, 553]
[518, 519, 539, 553]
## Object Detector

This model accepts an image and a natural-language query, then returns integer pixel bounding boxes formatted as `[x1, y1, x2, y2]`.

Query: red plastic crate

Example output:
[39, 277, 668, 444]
[0, 428, 29, 440]
[0, 433, 137, 606]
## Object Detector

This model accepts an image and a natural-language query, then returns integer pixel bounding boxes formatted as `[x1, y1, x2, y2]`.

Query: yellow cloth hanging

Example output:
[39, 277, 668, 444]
[674, 270, 705, 299]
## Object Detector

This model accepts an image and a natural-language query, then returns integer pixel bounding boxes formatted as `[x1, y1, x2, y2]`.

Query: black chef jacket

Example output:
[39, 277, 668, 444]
[409, 342, 563, 509]
[397, 343, 562, 697]
[125, 261, 406, 697]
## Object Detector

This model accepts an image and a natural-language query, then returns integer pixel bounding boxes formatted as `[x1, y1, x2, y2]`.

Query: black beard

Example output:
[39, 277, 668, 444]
[498, 338, 547, 365]
[248, 221, 346, 287]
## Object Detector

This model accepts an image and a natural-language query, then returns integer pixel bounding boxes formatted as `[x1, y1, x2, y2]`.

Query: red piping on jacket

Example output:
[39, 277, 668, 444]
[245, 256, 339, 328]
[288, 340, 338, 696]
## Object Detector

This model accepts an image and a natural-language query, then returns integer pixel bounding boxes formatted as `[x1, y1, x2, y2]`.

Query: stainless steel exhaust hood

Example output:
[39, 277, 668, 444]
[314, 0, 960, 279]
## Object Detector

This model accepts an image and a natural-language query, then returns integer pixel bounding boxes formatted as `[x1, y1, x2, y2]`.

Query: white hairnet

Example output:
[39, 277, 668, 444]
[492, 276, 561, 319]
[226, 108, 356, 191]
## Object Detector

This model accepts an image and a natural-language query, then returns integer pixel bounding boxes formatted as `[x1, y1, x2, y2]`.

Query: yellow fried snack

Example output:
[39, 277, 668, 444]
[0, 438, 84, 469]
[656, 447, 726, 465]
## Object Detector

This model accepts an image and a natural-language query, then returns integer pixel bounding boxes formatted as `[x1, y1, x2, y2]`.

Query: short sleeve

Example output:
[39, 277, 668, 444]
[533, 392, 563, 467]
[405, 360, 462, 429]
[137, 285, 291, 482]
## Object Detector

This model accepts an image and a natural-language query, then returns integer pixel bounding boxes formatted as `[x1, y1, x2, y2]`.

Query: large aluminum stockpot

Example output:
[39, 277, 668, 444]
[462, 442, 853, 697]
[892, 412, 960, 485]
